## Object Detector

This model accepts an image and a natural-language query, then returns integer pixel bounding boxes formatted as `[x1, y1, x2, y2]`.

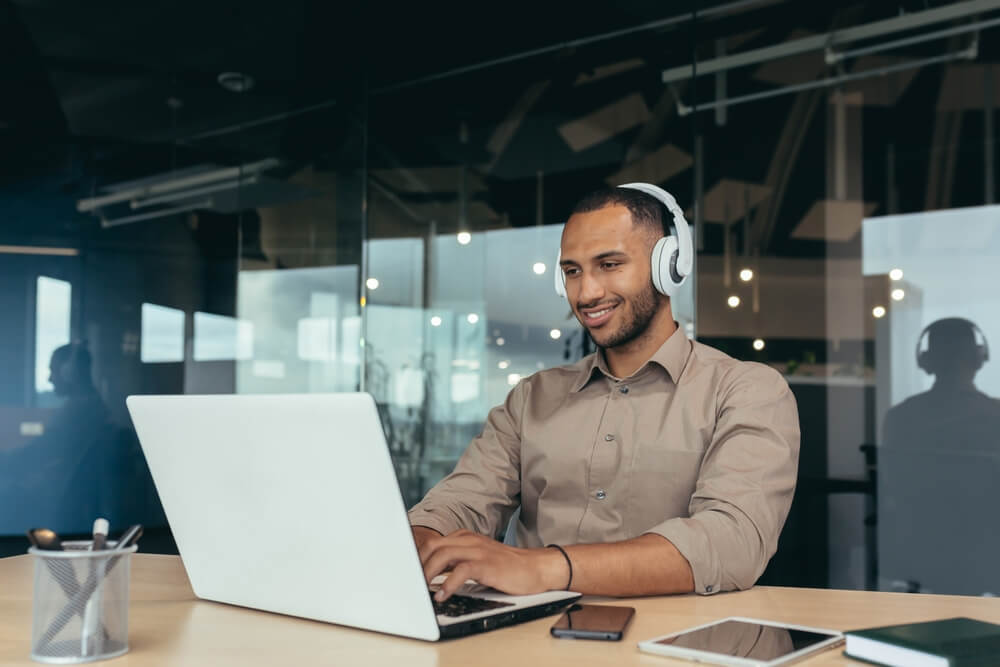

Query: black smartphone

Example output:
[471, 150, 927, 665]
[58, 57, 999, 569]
[550, 603, 635, 641]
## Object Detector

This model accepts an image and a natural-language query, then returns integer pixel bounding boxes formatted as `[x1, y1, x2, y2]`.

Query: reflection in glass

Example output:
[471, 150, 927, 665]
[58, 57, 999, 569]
[34, 277, 71, 396]
[193, 312, 254, 361]
[657, 620, 833, 660]
[237, 266, 360, 394]
[864, 206, 1000, 406]
[880, 318, 1000, 595]
[2, 342, 162, 534]
[865, 207, 1000, 595]
[364, 225, 592, 504]
[140, 303, 185, 363]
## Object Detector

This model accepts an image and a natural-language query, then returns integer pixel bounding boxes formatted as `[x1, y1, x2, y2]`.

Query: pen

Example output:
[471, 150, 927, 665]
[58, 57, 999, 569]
[114, 524, 143, 550]
[82, 518, 111, 656]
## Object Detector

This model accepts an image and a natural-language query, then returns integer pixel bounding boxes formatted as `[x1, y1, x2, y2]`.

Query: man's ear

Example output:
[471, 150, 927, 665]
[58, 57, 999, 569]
[55, 360, 73, 386]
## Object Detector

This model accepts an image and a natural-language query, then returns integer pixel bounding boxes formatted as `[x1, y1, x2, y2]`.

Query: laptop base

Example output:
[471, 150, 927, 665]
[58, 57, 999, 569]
[438, 597, 579, 639]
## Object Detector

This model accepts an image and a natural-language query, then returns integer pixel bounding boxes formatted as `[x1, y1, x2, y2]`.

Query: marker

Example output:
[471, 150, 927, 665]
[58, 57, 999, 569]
[84, 518, 110, 655]
[91, 518, 109, 551]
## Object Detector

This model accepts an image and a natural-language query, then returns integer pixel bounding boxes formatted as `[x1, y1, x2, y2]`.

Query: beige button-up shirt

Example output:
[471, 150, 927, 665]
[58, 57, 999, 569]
[408, 327, 800, 595]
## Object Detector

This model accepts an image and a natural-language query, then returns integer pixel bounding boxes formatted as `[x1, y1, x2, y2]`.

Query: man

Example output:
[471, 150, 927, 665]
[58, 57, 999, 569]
[884, 318, 1000, 445]
[1, 343, 111, 533]
[409, 186, 799, 602]
[879, 318, 1000, 594]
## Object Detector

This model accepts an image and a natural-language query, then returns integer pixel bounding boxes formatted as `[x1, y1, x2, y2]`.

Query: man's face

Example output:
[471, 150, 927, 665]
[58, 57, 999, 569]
[49, 361, 68, 396]
[559, 205, 661, 349]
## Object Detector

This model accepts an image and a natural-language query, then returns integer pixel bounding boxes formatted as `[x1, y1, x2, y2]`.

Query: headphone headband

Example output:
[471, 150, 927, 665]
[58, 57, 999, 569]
[616, 183, 694, 279]
[915, 317, 990, 370]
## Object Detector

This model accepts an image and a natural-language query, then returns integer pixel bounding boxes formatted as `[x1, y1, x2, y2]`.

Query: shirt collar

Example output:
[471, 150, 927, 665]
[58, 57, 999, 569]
[571, 324, 691, 392]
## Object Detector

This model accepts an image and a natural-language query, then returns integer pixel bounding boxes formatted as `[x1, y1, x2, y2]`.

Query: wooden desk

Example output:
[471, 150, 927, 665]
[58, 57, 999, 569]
[3, 554, 1000, 665]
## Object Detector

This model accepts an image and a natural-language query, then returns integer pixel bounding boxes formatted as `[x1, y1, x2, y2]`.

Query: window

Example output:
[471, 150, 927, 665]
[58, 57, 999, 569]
[141, 304, 185, 363]
[34, 276, 71, 394]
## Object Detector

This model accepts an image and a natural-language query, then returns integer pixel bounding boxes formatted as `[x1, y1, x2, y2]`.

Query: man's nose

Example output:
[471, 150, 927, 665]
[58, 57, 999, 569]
[576, 270, 606, 304]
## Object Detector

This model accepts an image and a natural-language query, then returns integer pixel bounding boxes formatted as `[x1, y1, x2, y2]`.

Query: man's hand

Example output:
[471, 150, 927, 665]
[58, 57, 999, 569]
[418, 530, 569, 602]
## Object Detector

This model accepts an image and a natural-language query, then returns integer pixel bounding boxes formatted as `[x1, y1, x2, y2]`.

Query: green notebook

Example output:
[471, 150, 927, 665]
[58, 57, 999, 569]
[844, 617, 1000, 667]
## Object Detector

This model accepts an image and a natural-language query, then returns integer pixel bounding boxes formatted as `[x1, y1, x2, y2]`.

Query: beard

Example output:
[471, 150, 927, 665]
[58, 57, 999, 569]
[582, 282, 660, 350]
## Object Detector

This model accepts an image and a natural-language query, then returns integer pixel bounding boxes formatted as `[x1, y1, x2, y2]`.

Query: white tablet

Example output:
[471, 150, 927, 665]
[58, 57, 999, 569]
[637, 617, 844, 667]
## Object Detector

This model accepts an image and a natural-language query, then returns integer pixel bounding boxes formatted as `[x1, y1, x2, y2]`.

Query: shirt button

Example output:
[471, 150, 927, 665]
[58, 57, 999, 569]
[705, 585, 714, 593]
[595, 489, 607, 500]
[604, 434, 615, 442]
[619, 385, 629, 394]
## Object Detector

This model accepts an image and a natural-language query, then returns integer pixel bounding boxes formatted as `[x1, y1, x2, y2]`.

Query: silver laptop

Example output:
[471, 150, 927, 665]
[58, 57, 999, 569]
[126, 393, 579, 641]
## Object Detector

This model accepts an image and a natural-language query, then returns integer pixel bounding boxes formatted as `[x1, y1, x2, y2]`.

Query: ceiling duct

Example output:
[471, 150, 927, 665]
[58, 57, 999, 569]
[665, 0, 999, 114]
[76, 159, 316, 228]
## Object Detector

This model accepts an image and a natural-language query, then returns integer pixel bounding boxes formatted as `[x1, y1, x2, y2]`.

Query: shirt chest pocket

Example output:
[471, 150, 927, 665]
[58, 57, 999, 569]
[631, 445, 704, 501]
[628, 413, 712, 515]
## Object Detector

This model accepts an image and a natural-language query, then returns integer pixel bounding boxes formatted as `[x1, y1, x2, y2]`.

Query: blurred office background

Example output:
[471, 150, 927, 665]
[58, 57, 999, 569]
[3, 0, 1000, 596]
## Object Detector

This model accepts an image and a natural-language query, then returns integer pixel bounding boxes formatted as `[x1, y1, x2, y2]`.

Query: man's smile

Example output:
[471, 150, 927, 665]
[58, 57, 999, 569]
[579, 302, 619, 327]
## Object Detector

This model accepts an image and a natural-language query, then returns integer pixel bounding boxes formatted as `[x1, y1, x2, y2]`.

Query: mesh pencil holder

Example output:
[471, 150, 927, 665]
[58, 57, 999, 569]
[28, 541, 137, 664]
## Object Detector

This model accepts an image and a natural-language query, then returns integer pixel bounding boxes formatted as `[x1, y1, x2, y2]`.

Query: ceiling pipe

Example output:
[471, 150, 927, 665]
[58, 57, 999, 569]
[677, 41, 978, 116]
[825, 14, 1000, 64]
[662, 0, 1000, 84]
[100, 199, 212, 228]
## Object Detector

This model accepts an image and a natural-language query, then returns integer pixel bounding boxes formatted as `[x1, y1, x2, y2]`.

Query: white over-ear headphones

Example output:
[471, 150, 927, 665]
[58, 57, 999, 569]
[555, 183, 694, 299]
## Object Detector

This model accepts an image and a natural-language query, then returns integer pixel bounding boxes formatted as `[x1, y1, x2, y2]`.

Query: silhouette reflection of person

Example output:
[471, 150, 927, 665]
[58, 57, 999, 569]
[880, 318, 1000, 595]
[47, 342, 108, 427]
[0, 343, 111, 534]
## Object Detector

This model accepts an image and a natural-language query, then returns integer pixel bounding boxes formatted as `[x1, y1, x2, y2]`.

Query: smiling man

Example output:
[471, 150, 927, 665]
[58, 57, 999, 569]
[409, 185, 800, 602]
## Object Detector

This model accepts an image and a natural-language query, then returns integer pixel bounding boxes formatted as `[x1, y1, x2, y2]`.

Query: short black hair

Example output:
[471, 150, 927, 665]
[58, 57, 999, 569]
[51, 343, 92, 378]
[926, 318, 979, 356]
[570, 186, 667, 238]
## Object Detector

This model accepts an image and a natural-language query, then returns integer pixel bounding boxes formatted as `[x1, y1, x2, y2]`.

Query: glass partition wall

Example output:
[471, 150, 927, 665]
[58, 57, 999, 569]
[3, 1, 999, 598]
[365, 59, 697, 506]
[684, 5, 1000, 594]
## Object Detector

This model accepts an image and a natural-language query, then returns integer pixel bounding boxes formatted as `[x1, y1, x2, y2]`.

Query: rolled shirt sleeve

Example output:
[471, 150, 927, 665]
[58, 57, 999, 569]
[646, 363, 800, 594]
[407, 379, 526, 538]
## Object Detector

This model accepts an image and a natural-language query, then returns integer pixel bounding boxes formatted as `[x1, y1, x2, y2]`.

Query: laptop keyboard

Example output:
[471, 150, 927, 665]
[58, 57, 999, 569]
[430, 591, 515, 617]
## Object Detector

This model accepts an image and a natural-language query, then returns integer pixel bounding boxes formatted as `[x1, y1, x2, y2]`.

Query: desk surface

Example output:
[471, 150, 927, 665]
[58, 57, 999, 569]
[3, 554, 1000, 665]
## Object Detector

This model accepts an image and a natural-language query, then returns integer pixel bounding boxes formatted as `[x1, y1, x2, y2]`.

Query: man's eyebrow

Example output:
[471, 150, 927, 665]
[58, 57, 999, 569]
[593, 250, 628, 261]
[560, 250, 629, 266]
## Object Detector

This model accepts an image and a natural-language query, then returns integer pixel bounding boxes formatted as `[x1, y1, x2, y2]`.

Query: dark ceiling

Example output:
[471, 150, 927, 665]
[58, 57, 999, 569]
[2, 0, 999, 258]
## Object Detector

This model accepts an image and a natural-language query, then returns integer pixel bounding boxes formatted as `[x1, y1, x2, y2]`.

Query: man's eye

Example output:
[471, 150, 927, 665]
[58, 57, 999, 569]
[564, 268, 580, 277]
[601, 262, 620, 269]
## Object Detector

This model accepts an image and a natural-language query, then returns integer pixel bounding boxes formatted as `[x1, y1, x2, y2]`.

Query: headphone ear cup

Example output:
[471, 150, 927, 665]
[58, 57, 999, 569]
[57, 361, 72, 386]
[975, 344, 988, 369]
[651, 236, 679, 297]
[917, 350, 932, 374]
[554, 251, 567, 298]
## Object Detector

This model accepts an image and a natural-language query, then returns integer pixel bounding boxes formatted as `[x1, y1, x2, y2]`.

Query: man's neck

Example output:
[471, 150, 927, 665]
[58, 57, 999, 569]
[932, 376, 978, 393]
[604, 311, 677, 378]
